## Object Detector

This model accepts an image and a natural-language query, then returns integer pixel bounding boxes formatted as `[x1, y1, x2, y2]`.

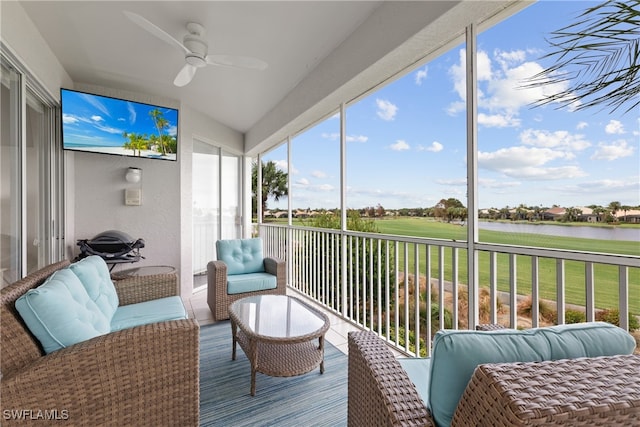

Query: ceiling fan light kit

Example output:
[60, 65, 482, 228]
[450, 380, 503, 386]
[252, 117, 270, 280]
[124, 11, 267, 87]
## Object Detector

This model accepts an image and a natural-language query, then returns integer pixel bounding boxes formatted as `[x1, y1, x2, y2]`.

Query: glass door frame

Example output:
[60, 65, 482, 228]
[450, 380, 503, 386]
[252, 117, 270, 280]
[1, 45, 64, 282]
[192, 138, 244, 292]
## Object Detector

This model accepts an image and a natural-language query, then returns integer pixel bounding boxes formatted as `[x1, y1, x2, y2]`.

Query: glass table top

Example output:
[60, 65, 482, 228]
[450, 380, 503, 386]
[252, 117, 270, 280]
[230, 295, 328, 339]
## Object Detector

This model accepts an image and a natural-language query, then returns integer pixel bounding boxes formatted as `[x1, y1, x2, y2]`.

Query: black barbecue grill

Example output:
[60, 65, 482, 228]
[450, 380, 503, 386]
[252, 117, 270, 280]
[76, 230, 145, 269]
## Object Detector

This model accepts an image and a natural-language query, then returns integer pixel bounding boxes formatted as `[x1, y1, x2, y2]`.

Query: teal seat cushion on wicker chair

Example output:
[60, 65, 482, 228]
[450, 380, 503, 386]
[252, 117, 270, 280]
[15, 268, 111, 354]
[216, 238, 265, 275]
[398, 357, 431, 408]
[226, 272, 277, 294]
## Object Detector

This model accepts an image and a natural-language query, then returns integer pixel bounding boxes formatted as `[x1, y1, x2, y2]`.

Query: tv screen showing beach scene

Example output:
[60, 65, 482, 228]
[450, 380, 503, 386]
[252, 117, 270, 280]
[61, 88, 178, 161]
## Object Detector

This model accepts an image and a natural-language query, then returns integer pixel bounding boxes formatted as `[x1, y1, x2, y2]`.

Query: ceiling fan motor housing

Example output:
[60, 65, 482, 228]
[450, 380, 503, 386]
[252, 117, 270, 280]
[184, 23, 208, 68]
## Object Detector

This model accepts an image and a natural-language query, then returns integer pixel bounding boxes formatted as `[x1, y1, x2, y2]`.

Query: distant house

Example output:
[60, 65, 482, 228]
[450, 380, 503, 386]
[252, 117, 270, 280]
[617, 209, 640, 224]
[542, 207, 565, 221]
[575, 207, 598, 223]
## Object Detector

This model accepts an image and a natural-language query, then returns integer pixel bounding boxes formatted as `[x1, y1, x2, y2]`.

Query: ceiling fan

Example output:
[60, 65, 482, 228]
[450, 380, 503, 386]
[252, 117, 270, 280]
[124, 11, 268, 87]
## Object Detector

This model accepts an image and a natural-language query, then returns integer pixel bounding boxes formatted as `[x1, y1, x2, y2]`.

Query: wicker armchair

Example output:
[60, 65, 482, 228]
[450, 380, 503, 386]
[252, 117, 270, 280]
[348, 330, 640, 427]
[1, 260, 200, 426]
[207, 238, 285, 320]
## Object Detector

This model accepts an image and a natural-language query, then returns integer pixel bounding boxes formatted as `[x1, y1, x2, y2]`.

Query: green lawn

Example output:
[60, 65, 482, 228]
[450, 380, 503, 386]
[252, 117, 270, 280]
[373, 218, 639, 314]
[263, 217, 639, 314]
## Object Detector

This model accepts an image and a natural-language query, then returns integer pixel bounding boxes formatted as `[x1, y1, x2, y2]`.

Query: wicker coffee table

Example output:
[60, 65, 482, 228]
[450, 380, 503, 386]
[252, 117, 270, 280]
[228, 294, 330, 395]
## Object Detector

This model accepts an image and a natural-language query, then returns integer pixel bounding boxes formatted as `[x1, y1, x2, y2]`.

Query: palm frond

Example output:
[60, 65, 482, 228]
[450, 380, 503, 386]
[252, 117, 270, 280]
[522, 0, 640, 115]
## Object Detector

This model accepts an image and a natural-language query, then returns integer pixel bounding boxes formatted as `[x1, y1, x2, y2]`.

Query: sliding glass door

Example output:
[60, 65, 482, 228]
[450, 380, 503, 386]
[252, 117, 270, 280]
[192, 139, 242, 291]
[1, 61, 22, 285]
[1, 53, 63, 287]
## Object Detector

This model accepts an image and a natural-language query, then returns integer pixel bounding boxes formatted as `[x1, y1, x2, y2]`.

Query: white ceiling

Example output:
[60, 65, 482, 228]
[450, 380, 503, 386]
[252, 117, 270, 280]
[19, 1, 382, 133]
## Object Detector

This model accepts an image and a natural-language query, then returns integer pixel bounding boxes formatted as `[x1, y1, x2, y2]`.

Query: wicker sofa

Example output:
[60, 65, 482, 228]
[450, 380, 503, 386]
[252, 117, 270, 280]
[1, 259, 200, 426]
[348, 325, 640, 426]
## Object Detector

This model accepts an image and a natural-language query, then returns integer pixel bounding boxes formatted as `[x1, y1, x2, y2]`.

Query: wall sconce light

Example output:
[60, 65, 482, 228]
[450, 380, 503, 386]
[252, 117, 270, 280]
[125, 167, 142, 184]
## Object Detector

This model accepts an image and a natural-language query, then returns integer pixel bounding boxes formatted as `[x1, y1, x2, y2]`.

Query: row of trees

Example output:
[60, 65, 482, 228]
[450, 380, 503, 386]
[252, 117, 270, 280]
[252, 160, 636, 225]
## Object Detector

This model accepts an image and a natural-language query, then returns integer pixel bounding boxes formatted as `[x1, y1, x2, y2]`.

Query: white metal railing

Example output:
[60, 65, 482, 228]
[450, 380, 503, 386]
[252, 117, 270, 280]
[259, 223, 640, 357]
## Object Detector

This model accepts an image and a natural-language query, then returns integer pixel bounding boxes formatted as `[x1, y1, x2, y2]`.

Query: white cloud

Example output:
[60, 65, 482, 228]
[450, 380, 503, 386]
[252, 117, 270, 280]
[347, 134, 368, 143]
[478, 113, 521, 128]
[605, 119, 625, 134]
[296, 178, 309, 185]
[554, 178, 639, 196]
[321, 132, 368, 143]
[520, 129, 591, 151]
[62, 114, 79, 124]
[311, 170, 327, 179]
[479, 178, 521, 189]
[448, 47, 573, 119]
[80, 93, 110, 117]
[591, 140, 635, 161]
[127, 102, 136, 124]
[484, 61, 548, 112]
[390, 139, 410, 151]
[479, 146, 586, 180]
[436, 178, 466, 186]
[494, 49, 526, 68]
[274, 159, 297, 174]
[576, 121, 588, 130]
[91, 115, 103, 122]
[420, 141, 443, 152]
[415, 65, 428, 85]
[376, 99, 398, 121]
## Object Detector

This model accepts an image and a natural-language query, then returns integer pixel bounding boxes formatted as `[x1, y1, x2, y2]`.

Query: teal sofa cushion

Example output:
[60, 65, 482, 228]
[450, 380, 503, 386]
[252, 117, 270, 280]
[68, 255, 119, 319]
[217, 238, 265, 275]
[15, 269, 110, 354]
[540, 321, 636, 359]
[110, 296, 187, 331]
[398, 357, 431, 408]
[428, 328, 552, 427]
[226, 272, 277, 295]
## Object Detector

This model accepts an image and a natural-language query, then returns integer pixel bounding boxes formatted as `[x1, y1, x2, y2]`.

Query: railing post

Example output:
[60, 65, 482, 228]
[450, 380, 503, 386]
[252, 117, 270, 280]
[531, 256, 540, 328]
[619, 265, 629, 331]
[556, 259, 566, 325]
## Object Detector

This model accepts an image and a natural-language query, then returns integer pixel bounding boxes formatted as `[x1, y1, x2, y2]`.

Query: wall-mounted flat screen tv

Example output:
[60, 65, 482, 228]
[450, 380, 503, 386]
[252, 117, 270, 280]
[61, 88, 178, 161]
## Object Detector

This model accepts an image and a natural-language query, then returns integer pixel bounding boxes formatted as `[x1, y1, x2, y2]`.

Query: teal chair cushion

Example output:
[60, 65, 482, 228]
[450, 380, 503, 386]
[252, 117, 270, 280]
[110, 296, 187, 331]
[15, 268, 110, 354]
[216, 238, 265, 275]
[428, 328, 552, 427]
[398, 357, 431, 408]
[68, 255, 119, 319]
[226, 272, 277, 295]
[539, 321, 635, 359]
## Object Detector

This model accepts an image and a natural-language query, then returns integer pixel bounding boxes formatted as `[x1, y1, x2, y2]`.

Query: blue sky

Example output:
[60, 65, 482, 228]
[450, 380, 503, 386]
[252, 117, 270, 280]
[264, 1, 639, 211]
[61, 89, 178, 148]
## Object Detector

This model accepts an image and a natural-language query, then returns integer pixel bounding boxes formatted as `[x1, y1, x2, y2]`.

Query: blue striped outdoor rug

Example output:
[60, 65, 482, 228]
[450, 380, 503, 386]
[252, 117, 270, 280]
[199, 321, 348, 427]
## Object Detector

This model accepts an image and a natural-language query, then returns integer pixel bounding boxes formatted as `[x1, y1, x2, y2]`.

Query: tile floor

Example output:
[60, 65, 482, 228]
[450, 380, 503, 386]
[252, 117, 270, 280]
[184, 288, 363, 355]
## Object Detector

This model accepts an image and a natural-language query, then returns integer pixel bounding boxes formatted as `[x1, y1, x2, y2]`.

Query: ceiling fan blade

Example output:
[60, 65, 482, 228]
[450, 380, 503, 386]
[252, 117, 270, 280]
[174, 64, 197, 87]
[124, 10, 188, 54]
[206, 54, 268, 71]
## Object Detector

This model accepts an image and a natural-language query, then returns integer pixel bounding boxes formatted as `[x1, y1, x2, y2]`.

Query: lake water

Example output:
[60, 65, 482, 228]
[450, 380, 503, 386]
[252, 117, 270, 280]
[478, 221, 640, 242]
